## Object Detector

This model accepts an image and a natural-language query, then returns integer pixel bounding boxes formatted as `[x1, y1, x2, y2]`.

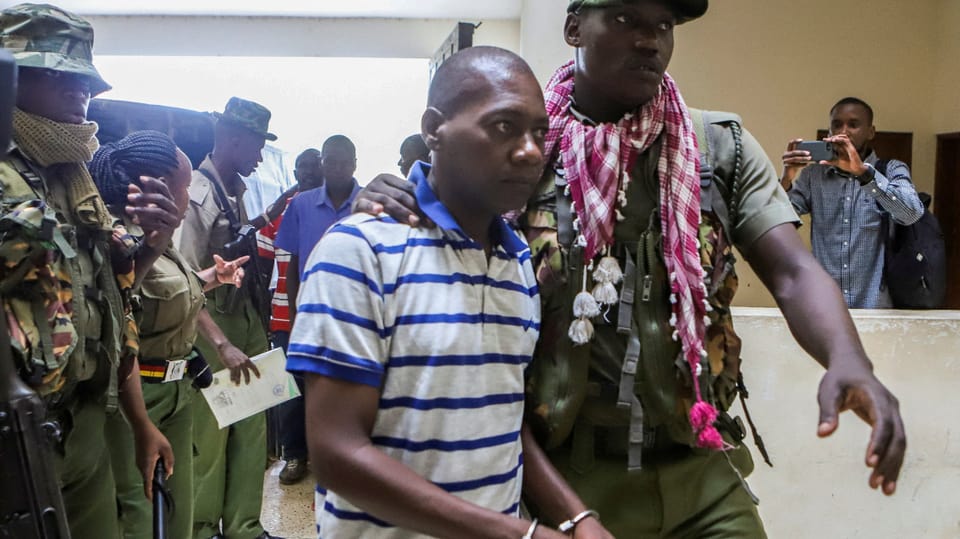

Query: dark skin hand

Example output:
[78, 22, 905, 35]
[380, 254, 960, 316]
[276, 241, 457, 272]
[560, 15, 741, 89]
[126, 177, 182, 288]
[196, 309, 261, 385]
[745, 223, 906, 495]
[781, 134, 869, 190]
[351, 174, 434, 228]
[118, 359, 174, 500]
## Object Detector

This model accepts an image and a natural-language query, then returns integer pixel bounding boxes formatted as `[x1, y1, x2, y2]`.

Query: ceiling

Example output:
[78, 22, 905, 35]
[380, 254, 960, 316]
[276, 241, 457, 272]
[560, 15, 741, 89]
[52, 0, 523, 19]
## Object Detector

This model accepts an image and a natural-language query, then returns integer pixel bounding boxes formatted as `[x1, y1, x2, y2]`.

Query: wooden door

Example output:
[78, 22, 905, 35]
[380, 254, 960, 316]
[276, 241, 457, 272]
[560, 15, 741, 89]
[935, 133, 960, 308]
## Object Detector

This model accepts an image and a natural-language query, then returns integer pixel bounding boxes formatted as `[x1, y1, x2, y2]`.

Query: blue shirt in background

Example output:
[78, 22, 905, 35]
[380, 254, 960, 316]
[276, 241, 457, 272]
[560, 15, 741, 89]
[275, 179, 361, 278]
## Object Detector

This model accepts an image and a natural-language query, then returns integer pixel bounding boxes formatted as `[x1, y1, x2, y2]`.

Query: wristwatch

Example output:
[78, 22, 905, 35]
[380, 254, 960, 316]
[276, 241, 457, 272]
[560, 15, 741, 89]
[854, 163, 876, 185]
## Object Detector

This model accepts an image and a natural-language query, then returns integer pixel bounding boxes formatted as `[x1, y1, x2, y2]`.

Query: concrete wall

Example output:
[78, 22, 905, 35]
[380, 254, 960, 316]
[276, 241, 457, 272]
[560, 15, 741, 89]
[86, 15, 521, 58]
[733, 307, 960, 538]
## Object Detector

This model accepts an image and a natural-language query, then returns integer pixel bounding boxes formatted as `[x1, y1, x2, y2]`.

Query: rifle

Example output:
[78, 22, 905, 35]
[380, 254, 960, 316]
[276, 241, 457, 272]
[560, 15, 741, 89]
[0, 49, 72, 539]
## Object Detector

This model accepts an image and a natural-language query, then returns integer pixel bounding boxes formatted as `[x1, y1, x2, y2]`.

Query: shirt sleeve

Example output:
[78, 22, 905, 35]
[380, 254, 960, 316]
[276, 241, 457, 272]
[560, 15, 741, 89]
[274, 198, 300, 255]
[787, 168, 813, 217]
[863, 160, 924, 226]
[174, 173, 217, 272]
[285, 221, 388, 388]
[727, 126, 801, 251]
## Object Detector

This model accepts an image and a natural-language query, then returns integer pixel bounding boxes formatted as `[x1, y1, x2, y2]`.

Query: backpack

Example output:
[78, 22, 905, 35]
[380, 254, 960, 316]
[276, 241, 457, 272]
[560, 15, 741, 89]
[876, 160, 947, 309]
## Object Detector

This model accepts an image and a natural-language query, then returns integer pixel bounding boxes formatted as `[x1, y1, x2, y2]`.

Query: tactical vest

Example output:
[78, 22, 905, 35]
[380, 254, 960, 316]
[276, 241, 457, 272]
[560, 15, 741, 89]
[0, 150, 125, 410]
[524, 110, 769, 471]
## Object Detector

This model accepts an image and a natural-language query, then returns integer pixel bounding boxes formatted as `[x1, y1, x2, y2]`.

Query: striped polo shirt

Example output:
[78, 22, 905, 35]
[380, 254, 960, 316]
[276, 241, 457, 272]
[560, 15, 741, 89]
[287, 162, 541, 539]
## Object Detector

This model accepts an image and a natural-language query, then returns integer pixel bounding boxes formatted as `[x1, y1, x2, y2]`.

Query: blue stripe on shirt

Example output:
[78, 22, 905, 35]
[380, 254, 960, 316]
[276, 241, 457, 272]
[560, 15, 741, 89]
[394, 313, 539, 331]
[388, 353, 529, 368]
[435, 457, 523, 493]
[371, 430, 520, 453]
[297, 303, 389, 338]
[302, 262, 383, 296]
[379, 392, 524, 410]
[383, 272, 538, 297]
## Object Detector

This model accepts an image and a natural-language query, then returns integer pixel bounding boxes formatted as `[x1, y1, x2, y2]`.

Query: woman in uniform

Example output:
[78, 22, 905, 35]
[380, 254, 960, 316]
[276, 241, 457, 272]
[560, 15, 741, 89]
[93, 130, 248, 539]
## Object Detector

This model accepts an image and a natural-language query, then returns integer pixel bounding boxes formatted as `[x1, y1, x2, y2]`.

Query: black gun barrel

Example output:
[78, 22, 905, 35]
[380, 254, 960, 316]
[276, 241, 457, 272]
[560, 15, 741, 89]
[152, 460, 166, 539]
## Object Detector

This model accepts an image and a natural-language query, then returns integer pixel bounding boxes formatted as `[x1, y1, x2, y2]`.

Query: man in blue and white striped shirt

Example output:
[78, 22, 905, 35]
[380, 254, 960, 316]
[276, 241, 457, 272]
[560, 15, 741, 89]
[287, 46, 611, 539]
[781, 97, 924, 308]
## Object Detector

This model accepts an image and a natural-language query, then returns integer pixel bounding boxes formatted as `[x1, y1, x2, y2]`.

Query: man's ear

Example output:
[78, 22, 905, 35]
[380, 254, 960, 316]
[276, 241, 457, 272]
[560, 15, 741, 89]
[866, 124, 876, 143]
[421, 107, 445, 151]
[564, 12, 582, 47]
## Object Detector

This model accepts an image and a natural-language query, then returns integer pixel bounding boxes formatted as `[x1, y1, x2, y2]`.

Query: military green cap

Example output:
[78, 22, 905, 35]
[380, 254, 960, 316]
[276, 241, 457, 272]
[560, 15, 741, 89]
[213, 96, 278, 142]
[0, 3, 111, 96]
[568, 0, 708, 23]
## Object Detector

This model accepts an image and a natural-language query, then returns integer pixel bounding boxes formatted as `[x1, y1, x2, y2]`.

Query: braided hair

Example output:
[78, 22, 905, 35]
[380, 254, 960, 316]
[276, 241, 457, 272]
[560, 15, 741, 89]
[89, 130, 180, 207]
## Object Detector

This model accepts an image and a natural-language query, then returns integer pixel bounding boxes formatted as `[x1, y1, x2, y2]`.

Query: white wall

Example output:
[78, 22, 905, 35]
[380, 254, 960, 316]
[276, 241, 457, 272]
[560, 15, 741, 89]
[87, 15, 521, 59]
[520, 0, 569, 86]
[734, 308, 960, 538]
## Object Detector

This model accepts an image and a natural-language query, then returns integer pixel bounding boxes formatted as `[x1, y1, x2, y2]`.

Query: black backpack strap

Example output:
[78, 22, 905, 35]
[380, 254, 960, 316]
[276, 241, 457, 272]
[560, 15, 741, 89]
[197, 167, 241, 234]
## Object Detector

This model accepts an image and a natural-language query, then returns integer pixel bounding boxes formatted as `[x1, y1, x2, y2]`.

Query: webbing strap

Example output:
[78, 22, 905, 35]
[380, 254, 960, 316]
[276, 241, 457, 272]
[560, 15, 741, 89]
[554, 170, 576, 260]
[616, 245, 637, 335]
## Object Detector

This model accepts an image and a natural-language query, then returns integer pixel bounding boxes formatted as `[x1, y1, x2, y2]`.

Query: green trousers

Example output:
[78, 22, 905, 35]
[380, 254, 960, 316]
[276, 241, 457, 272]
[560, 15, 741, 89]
[193, 300, 268, 539]
[548, 439, 766, 538]
[56, 395, 121, 539]
[107, 378, 195, 539]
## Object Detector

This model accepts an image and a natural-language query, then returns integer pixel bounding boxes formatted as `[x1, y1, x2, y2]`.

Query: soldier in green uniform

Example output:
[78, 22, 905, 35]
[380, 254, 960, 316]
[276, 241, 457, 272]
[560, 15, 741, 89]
[174, 97, 277, 539]
[91, 131, 251, 539]
[354, 1, 907, 537]
[0, 4, 179, 538]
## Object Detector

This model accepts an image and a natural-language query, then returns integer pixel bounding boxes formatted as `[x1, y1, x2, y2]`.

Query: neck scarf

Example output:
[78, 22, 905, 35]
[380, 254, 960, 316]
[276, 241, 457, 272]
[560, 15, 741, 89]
[544, 61, 724, 450]
[12, 108, 112, 230]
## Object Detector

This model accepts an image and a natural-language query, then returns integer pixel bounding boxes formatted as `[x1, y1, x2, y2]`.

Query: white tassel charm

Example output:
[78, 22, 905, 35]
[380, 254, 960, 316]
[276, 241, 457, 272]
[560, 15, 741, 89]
[573, 291, 601, 318]
[569, 269, 599, 344]
[594, 255, 624, 285]
[568, 318, 595, 345]
[591, 281, 619, 305]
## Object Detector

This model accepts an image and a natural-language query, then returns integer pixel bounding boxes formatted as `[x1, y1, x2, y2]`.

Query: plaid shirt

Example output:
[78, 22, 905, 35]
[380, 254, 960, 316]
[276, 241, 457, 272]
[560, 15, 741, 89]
[788, 151, 924, 308]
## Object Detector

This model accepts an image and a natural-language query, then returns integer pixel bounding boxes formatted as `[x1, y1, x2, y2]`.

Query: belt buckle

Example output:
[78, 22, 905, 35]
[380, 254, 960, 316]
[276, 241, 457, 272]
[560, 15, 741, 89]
[163, 359, 187, 383]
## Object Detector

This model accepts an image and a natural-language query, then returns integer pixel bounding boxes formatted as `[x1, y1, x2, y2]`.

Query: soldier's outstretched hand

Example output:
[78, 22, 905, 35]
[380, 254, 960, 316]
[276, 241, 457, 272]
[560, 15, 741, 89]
[816, 364, 906, 495]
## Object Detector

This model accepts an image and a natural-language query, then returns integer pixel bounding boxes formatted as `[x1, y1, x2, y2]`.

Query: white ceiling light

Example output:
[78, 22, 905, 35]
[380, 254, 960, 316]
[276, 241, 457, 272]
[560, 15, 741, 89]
[51, 0, 523, 19]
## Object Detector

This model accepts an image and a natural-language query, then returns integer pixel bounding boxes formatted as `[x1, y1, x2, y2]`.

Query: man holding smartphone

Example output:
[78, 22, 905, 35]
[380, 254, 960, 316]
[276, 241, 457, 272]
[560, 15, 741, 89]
[781, 97, 924, 308]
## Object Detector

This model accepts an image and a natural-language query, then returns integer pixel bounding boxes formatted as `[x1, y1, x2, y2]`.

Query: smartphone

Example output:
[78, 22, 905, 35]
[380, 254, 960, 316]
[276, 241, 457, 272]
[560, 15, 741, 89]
[797, 140, 835, 163]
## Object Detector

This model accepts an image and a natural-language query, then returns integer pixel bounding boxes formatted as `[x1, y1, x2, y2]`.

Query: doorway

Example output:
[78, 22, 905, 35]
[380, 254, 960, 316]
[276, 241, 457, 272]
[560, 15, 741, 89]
[935, 132, 960, 308]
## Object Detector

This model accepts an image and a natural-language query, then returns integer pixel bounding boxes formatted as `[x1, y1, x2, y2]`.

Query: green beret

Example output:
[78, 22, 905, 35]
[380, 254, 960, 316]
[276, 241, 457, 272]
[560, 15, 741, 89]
[568, 0, 708, 23]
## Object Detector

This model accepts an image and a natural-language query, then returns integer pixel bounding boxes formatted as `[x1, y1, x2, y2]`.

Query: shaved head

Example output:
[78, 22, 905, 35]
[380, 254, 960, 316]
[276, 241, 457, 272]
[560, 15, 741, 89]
[428, 46, 537, 118]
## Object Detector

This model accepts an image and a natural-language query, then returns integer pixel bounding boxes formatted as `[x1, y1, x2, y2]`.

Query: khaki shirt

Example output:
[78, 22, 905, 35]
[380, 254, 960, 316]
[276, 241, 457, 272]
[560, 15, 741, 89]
[137, 245, 205, 361]
[174, 155, 250, 272]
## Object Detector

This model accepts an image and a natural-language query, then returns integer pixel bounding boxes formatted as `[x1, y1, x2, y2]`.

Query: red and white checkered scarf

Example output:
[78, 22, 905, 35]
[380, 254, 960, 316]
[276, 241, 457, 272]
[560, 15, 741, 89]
[544, 61, 715, 428]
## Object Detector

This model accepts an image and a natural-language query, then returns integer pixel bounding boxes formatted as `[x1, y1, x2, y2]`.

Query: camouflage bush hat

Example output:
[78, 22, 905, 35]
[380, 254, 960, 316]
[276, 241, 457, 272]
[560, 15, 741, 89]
[213, 96, 278, 142]
[0, 3, 111, 96]
[568, 0, 708, 23]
